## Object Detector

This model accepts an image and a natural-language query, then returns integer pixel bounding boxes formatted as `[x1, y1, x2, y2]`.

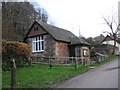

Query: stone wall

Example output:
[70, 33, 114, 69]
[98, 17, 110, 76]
[26, 34, 56, 57]
[44, 34, 56, 57]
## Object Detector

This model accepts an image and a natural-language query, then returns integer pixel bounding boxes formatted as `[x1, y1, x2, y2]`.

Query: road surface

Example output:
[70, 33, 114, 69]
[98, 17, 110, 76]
[57, 58, 119, 88]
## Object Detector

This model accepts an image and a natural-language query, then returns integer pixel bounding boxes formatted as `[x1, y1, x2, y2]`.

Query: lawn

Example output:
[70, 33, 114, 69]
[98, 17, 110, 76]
[2, 55, 117, 88]
[2, 64, 90, 88]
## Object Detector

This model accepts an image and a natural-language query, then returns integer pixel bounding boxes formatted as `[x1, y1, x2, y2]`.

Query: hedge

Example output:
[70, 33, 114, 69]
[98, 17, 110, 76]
[2, 40, 30, 71]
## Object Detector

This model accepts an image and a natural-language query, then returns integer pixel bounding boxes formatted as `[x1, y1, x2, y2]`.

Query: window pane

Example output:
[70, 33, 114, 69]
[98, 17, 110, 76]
[32, 37, 36, 41]
[32, 42, 35, 51]
[41, 36, 44, 40]
[42, 41, 44, 50]
[36, 42, 38, 51]
[38, 36, 40, 40]
[39, 41, 41, 50]
[34, 27, 36, 31]
[36, 27, 38, 30]
[35, 37, 37, 41]
[83, 50, 89, 56]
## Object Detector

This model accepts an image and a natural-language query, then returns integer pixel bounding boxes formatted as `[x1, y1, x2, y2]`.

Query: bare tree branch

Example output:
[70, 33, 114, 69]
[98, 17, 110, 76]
[102, 13, 119, 55]
[115, 24, 120, 34]
[103, 16, 114, 34]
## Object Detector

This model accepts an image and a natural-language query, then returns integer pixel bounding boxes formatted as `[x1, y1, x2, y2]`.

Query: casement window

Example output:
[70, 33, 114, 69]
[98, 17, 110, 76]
[32, 36, 44, 52]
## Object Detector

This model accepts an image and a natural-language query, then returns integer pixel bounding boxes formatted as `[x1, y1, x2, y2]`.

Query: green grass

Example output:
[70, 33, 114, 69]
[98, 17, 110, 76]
[2, 55, 117, 88]
[0, 69, 2, 89]
[2, 64, 90, 88]
[90, 55, 117, 67]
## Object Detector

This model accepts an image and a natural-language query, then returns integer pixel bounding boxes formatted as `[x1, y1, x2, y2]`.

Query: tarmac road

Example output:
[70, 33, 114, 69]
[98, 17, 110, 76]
[57, 58, 119, 88]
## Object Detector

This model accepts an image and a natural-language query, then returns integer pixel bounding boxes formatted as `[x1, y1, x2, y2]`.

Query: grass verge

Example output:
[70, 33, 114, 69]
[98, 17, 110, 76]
[2, 55, 117, 88]
[2, 64, 90, 88]
[90, 55, 117, 67]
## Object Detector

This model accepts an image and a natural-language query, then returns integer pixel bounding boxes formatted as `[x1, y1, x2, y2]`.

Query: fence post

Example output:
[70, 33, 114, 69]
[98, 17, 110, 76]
[105, 56, 106, 60]
[104, 56, 106, 61]
[72, 57, 73, 64]
[103, 56, 105, 61]
[103, 56, 104, 61]
[49, 56, 52, 69]
[98, 56, 99, 62]
[28, 57, 32, 66]
[11, 59, 16, 88]
[75, 58, 77, 70]
[97, 56, 99, 63]
[101, 56, 102, 61]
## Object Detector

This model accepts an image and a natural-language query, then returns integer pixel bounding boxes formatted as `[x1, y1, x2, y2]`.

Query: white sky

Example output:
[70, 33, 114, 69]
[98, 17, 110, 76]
[32, 0, 119, 38]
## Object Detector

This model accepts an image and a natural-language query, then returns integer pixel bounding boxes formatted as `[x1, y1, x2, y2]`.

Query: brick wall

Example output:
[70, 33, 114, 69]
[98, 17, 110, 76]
[55, 41, 69, 57]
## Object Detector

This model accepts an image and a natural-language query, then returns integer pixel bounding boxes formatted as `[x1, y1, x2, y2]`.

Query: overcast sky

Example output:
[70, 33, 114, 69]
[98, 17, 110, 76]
[31, 0, 119, 38]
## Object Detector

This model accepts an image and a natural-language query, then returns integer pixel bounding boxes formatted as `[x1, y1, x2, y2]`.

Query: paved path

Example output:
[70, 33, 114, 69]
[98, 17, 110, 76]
[57, 58, 119, 88]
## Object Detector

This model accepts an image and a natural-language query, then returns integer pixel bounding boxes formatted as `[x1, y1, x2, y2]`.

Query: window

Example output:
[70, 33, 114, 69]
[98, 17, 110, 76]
[32, 36, 44, 52]
[83, 49, 89, 57]
[34, 27, 38, 31]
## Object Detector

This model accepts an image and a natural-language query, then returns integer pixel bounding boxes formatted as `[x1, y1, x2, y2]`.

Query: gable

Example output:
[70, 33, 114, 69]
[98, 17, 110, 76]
[102, 35, 113, 43]
[24, 21, 90, 46]
[27, 22, 47, 38]
[104, 36, 113, 41]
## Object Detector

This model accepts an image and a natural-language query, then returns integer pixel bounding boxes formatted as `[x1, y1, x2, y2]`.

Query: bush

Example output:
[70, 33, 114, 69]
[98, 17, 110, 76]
[2, 40, 30, 71]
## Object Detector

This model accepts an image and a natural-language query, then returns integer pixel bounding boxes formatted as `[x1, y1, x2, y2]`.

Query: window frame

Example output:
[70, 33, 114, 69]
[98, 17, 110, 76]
[82, 48, 90, 57]
[32, 35, 44, 52]
[34, 26, 39, 31]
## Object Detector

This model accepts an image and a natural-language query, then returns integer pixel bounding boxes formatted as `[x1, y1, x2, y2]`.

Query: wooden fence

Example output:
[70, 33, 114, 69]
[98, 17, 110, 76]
[9, 55, 112, 88]
[90, 55, 110, 64]
[29, 55, 110, 69]
[31, 56, 81, 64]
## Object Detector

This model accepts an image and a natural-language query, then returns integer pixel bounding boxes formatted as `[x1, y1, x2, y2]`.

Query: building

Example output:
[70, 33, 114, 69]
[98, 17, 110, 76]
[102, 35, 120, 53]
[24, 21, 91, 64]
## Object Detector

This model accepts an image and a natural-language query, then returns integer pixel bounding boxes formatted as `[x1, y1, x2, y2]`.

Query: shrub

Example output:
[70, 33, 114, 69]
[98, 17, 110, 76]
[2, 40, 30, 71]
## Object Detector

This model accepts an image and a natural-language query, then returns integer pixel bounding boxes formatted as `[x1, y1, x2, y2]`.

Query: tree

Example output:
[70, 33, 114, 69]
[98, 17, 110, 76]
[38, 8, 48, 23]
[103, 13, 120, 54]
[31, 2, 48, 23]
[86, 37, 95, 46]
[2, 1, 49, 41]
[94, 34, 105, 45]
